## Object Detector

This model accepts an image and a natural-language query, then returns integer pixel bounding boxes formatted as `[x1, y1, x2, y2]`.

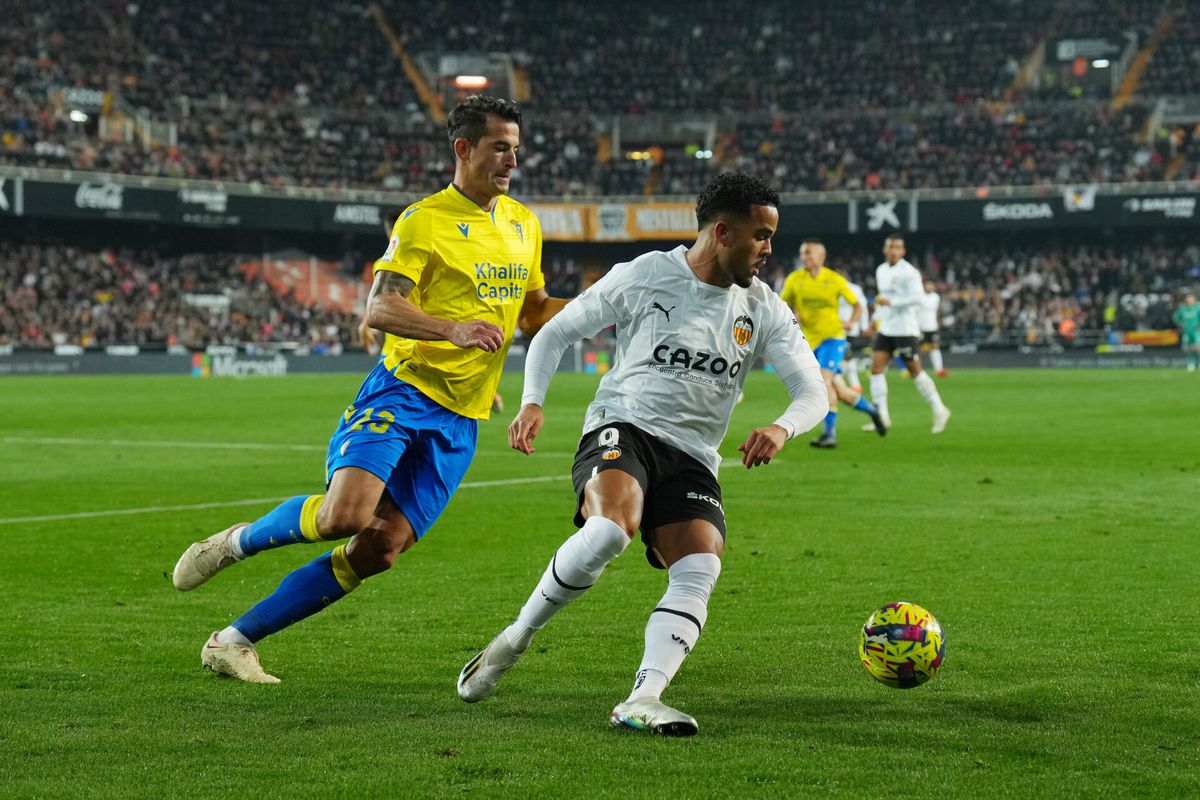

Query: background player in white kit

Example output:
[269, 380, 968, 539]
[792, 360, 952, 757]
[919, 279, 948, 377]
[870, 234, 951, 433]
[457, 173, 828, 736]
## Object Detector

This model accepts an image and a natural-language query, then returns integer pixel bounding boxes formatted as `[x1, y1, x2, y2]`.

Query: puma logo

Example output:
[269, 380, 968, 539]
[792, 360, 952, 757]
[652, 302, 676, 321]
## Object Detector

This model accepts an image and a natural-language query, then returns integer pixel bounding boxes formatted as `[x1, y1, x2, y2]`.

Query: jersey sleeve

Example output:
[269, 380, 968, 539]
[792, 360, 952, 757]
[760, 293, 820, 379]
[888, 267, 924, 310]
[835, 274, 859, 306]
[759, 294, 826, 437]
[524, 212, 546, 294]
[545, 261, 635, 341]
[373, 205, 431, 284]
[780, 273, 798, 310]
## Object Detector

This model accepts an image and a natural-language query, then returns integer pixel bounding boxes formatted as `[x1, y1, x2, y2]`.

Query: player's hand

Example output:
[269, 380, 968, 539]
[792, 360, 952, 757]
[875, 296, 892, 307]
[358, 319, 382, 355]
[736, 424, 788, 468]
[508, 403, 545, 454]
[449, 319, 505, 352]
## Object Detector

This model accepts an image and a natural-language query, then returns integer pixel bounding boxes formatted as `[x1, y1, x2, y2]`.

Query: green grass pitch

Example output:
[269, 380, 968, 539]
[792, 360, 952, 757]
[0, 368, 1197, 798]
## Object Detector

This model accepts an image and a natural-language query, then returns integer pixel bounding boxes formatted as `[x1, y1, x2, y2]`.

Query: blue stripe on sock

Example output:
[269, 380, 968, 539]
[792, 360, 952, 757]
[823, 411, 837, 436]
[854, 395, 877, 414]
[240, 496, 310, 556]
[231, 551, 348, 642]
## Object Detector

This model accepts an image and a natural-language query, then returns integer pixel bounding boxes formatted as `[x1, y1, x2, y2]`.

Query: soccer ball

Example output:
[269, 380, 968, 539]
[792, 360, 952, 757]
[859, 602, 945, 689]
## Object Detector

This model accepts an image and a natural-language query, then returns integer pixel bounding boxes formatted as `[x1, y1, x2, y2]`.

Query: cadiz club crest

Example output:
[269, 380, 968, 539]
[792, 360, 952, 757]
[733, 315, 754, 346]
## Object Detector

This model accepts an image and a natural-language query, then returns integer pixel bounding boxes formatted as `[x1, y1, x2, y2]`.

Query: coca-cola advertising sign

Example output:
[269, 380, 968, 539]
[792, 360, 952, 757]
[74, 183, 124, 210]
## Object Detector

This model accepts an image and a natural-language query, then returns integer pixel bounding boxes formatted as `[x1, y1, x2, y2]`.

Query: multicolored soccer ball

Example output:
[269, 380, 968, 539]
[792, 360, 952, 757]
[859, 602, 945, 689]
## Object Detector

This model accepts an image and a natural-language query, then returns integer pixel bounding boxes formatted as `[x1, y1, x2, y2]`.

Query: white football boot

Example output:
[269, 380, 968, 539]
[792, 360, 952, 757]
[932, 406, 951, 434]
[610, 698, 698, 737]
[200, 632, 280, 684]
[457, 630, 527, 702]
[172, 523, 247, 591]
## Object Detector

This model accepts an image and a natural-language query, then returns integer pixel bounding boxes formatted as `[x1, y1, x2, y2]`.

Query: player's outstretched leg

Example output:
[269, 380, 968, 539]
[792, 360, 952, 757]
[867, 373, 891, 430]
[458, 516, 630, 701]
[834, 376, 886, 437]
[173, 494, 325, 591]
[810, 410, 838, 449]
[929, 345, 946, 377]
[910, 367, 950, 433]
[200, 630, 280, 684]
[203, 543, 364, 683]
[611, 551, 720, 737]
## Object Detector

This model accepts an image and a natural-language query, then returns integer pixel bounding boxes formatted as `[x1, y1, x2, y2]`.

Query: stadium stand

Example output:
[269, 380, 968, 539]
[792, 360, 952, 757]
[2, 0, 1198, 352]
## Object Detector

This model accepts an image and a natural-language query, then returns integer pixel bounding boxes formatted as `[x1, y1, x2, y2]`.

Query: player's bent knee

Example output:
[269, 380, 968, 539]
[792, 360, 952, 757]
[346, 526, 416, 577]
[316, 503, 374, 540]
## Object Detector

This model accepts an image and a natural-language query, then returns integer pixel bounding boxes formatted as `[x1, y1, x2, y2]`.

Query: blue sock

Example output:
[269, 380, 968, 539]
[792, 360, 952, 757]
[239, 495, 325, 556]
[823, 411, 837, 436]
[231, 546, 362, 643]
[852, 395, 879, 415]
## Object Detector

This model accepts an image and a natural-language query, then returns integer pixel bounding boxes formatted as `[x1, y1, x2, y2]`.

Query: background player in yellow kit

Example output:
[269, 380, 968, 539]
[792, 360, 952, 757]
[171, 96, 566, 683]
[780, 239, 887, 448]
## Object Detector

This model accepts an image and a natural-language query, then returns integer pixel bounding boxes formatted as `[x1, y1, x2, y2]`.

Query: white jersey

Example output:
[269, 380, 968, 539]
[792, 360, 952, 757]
[874, 258, 924, 338]
[526, 246, 820, 476]
[919, 290, 941, 333]
[839, 281, 868, 337]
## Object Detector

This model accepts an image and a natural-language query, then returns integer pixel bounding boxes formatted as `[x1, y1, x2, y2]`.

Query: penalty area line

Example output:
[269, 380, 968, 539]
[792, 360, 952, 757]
[0, 475, 569, 526]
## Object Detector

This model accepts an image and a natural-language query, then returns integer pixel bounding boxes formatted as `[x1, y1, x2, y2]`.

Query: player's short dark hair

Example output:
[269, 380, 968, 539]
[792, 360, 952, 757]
[446, 96, 522, 147]
[885, 233, 905, 244]
[695, 172, 780, 229]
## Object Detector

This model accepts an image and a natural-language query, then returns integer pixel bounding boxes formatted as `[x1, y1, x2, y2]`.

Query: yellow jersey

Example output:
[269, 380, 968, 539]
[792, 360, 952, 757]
[780, 266, 859, 346]
[373, 184, 545, 419]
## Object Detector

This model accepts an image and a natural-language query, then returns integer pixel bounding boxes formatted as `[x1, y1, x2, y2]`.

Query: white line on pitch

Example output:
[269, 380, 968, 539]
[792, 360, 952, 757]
[1, 436, 325, 452]
[0, 436, 573, 457]
[0, 475, 569, 526]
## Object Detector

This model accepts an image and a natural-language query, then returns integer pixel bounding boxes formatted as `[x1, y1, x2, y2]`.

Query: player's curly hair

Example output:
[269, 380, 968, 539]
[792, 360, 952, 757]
[695, 172, 781, 229]
[447, 96, 522, 147]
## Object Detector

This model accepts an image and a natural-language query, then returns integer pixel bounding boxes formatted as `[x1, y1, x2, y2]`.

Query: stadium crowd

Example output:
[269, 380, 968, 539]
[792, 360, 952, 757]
[807, 236, 1200, 347]
[2, 0, 1196, 195]
[0, 242, 357, 350]
[3, 237, 1195, 350]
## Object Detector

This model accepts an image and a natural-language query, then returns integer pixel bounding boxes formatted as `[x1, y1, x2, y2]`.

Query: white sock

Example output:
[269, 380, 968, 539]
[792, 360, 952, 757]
[913, 371, 946, 412]
[869, 373, 889, 419]
[216, 626, 253, 646]
[627, 552, 721, 702]
[845, 358, 861, 390]
[504, 516, 630, 649]
[929, 348, 944, 373]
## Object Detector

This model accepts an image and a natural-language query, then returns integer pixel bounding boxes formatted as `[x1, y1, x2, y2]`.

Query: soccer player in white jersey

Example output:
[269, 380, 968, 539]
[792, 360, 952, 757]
[870, 234, 950, 433]
[919, 279, 948, 377]
[457, 173, 828, 736]
[839, 277, 869, 391]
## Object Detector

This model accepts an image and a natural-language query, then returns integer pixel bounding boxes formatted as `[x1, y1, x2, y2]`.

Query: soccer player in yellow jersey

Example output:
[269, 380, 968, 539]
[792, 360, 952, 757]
[780, 239, 886, 448]
[360, 209, 505, 412]
[172, 96, 568, 683]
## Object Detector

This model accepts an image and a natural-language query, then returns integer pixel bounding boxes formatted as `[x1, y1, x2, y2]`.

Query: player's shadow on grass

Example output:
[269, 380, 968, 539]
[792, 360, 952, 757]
[702, 689, 1069, 739]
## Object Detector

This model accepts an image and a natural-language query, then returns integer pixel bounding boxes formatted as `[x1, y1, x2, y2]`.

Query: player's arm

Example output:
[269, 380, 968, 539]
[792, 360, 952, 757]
[358, 316, 382, 355]
[509, 270, 625, 454]
[517, 287, 570, 337]
[738, 309, 828, 468]
[839, 280, 863, 329]
[365, 271, 503, 351]
[881, 270, 924, 310]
